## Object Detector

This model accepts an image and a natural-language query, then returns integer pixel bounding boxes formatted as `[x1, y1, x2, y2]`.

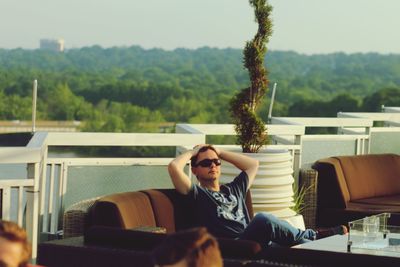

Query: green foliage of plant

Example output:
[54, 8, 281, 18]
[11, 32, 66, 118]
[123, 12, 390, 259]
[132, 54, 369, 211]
[292, 182, 314, 215]
[230, 0, 273, 153]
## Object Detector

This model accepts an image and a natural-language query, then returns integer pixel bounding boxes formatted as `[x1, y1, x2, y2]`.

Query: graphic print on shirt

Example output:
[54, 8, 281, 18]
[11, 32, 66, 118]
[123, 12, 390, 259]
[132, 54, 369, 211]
[212, 191, 245, 221]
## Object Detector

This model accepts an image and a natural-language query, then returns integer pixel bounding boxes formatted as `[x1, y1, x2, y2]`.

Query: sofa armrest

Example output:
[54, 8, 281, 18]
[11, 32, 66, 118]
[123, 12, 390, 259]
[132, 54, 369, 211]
[298, 168, 318, 229]
[63, 196, 101, 238]
[217, 237, 261, 259]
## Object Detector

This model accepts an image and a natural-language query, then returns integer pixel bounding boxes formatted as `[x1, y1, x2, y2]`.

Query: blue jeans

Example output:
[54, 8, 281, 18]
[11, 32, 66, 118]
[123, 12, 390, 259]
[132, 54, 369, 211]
[238, 213, 316, 247]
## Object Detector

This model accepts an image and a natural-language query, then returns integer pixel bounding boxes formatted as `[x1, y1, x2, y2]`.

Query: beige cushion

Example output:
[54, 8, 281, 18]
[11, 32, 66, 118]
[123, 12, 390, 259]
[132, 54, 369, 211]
[92, 191, 156, 229]
[141, 189, 176, 233]
[336, 154, 400, 200]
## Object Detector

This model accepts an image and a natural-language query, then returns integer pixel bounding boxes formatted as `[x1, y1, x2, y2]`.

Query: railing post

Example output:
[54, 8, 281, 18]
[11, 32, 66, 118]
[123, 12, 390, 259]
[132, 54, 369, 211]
[38, 146, 49, 234]
[52, 162, 69, 235]
[1, 187, 11, 220]
[355, 138, 361, 155]
[365, 126, 371, 154]
[26, 163, 40, 260]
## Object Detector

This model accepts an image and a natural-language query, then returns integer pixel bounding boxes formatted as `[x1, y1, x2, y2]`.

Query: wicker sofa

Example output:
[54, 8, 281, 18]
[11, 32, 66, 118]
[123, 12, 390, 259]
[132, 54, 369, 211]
[312, 153, 400, 227]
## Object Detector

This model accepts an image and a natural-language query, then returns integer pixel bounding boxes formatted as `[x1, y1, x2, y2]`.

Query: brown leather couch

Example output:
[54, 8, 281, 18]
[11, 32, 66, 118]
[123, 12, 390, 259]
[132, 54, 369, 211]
[313, 153, 400, 227]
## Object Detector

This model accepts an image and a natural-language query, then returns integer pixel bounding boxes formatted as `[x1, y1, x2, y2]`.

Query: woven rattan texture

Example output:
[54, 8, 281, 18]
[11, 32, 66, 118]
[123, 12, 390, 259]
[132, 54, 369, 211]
[299, 169, 318, 229]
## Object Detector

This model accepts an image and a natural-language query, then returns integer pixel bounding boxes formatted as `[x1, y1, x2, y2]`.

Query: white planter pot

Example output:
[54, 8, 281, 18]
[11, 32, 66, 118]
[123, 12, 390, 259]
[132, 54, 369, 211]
[220, 148, 301, 223]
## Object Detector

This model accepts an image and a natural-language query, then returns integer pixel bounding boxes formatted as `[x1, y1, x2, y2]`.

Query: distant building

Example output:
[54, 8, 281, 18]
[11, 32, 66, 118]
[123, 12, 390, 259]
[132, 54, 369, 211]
[39, 39, 65, 52]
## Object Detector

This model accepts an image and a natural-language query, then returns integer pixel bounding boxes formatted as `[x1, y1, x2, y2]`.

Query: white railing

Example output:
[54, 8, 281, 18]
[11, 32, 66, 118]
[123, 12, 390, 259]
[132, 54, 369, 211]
[271, 117, 373, 128]
[0, 179, 33, 224]
[338, 111, 400, 121]
[271, 117, 373, 157]
[383, 106, 400, 113]
[0, 132, 47, 260]
[336, 112, 400, 153]
[338, 111, 400, 127]
[175, 118, 389, 173]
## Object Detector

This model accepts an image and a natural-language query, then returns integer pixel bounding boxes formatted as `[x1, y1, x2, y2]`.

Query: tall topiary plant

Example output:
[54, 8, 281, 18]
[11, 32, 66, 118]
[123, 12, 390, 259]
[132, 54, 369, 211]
[230, 0, 273, 153]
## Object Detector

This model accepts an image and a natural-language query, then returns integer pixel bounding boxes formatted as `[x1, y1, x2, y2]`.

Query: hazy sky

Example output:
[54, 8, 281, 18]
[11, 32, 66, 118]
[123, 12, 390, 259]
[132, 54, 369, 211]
[1, 0, 399, 54]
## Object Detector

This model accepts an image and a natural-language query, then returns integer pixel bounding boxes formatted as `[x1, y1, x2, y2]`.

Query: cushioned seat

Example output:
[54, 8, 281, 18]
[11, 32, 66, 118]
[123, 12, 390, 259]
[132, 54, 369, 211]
[352, 195, 400, 206]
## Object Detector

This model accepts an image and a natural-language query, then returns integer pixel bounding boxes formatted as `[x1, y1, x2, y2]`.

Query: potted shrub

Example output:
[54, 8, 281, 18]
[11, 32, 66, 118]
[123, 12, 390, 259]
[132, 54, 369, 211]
[229, 0, 272, 153]
[226, 0, 303, 228]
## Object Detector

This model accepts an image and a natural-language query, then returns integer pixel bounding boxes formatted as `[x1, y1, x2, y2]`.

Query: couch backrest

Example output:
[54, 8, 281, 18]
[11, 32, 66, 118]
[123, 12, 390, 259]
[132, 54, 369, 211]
[315, 154, 400, 203]
[89, 191, 157, 229]
[336, 154, 400, 200]
[142, 189, 196, 233]
[89, 188, 254, 234]
[143, 189, 254, 233]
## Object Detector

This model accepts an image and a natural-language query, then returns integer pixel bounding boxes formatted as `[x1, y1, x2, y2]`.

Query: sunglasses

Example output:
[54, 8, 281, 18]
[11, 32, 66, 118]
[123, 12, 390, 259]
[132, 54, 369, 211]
[195, 158, 221, 168]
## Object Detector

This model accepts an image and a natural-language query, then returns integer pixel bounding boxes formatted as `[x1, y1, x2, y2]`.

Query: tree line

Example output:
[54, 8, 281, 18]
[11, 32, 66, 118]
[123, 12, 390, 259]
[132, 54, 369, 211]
[0, 46, 399, 132]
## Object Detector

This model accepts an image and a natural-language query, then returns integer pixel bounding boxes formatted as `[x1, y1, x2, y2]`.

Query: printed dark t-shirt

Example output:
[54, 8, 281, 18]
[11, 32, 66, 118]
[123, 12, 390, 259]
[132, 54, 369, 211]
[188, 171, 250, 238]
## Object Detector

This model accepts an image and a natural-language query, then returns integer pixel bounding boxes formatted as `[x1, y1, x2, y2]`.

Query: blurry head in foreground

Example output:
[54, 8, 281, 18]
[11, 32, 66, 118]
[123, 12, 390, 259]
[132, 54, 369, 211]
[0, 220, 31, 267]
[153, 227, 223, 267]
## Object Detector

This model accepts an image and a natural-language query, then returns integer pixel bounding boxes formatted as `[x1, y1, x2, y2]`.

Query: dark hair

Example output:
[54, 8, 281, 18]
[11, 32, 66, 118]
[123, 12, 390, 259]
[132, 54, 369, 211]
[0, 220, 31, 267]
[152, 227, 222, 267]
[190, 145, 218, 167]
